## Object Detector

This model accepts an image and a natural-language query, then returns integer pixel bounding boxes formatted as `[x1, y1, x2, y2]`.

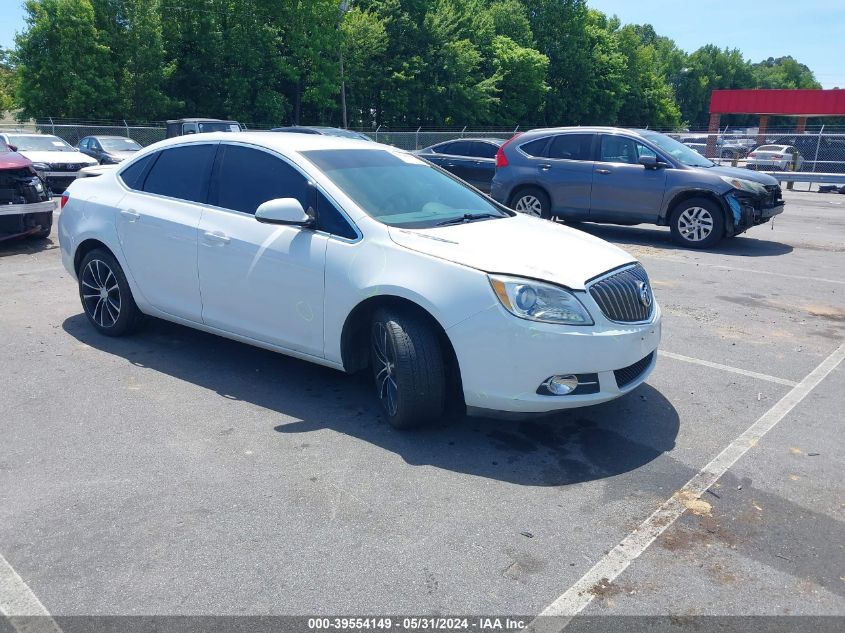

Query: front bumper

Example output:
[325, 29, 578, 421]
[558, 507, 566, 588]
[0, 200, 56, 217]
[724, 185, 784, 235]
[447, 300, 662, 415]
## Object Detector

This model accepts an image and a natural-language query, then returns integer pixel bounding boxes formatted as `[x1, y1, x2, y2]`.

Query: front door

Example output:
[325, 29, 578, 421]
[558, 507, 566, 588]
[197, 143, 327, 357]
[589, 134, 667, 223]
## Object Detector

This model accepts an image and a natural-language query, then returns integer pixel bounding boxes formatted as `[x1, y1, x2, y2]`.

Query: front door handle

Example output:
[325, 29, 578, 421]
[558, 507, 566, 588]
[444, 162, 456, 168]
[596, 168, 611, 175]
[120, 208, 140, 222]
[538, 163, 552, 171]
[203, 230, 230, 245]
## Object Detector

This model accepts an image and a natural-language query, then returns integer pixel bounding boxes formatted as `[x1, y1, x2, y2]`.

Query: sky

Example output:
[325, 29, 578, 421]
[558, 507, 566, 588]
[587, 0, 844, 88]
[0, 0, 842, 88]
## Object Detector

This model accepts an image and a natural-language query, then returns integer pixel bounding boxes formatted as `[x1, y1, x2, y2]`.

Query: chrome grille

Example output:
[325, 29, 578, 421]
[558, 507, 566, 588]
[588, 264, 654, 323]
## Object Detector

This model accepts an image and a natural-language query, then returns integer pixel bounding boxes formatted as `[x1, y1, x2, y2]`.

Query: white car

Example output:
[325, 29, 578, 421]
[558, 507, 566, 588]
[0, 132, 97, 193]
[58, 133, 661, 428]
[746, 145, 804, 171]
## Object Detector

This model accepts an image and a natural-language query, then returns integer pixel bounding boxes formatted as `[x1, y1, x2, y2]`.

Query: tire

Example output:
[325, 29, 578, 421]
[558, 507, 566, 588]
[669, 197, 725, 249]
[78, 248, 144, 336]
[511, 187, 552, 220]
[370, 308, 446, 429]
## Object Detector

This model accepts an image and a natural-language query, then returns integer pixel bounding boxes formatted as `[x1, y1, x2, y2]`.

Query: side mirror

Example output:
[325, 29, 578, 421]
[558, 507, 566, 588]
[255, 198, 313, 226]
[638, 155, 665, 169]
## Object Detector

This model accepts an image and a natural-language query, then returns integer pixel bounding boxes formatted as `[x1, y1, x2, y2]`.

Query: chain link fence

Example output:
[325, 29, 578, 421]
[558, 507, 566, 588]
[2, 120, 843, 174]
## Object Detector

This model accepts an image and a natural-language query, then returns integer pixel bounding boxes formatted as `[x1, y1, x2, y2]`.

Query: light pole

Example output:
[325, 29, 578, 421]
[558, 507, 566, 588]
[339, 1, 350, 129]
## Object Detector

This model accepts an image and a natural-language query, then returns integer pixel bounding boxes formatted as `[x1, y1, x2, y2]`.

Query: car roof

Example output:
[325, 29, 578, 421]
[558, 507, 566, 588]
[89, 135, 135, 140]
[138, 131, 391, 154]
[2, 132, 57, 137]
[434, 137, 504, 144]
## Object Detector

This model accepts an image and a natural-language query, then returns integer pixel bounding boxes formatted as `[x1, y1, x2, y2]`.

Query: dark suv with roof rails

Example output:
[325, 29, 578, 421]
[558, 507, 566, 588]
[491, 127, 785, 249]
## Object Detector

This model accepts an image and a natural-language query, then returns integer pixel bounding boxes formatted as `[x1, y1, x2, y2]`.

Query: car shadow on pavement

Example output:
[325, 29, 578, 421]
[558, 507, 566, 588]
[0, 235, 58, 257]
[63, 313, 679, 487]
[570, 222, 794, 257]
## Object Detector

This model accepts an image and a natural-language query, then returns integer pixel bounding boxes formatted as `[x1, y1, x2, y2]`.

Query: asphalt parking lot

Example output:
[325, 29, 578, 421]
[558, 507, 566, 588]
[1, 191, 843, 629]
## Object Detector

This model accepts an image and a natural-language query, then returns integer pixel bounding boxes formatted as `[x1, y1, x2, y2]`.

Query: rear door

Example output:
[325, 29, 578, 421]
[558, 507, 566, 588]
[116, 143, 216, 322]
[589, 134, 666, 223]
[434, 140, 476, 184]
[536, 133, 595, 218]
[463, 141, 498, 192]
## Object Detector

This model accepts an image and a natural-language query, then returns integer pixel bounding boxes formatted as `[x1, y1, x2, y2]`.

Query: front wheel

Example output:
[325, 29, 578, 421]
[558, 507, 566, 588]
[78, 248, 144, 336]
[511, 187, 552, 220]
[669, 198, 725, 249]
[370, 308, 446, 429]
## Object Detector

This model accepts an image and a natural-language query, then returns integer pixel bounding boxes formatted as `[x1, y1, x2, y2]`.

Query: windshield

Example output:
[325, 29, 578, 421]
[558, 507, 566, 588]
[100, 138, 142, 151]
[303, 149, 510, 229]
[8, 135, 75, 152]
[641, 131, 714, 168]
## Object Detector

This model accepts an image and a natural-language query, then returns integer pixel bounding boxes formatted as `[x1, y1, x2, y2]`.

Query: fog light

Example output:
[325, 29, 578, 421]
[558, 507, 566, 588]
[546, 375, 579, 395]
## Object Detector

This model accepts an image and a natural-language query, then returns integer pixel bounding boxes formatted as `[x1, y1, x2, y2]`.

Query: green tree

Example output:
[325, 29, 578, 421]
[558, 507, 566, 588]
[15, 0, 120, 119]
[341, 6, 389, 127]
[752, 56, 821, 89]
[489, 35, 548, 124]
[675, 45, 754, 128]
[614, 24, 681, 128]
[0, 48, 17, 118]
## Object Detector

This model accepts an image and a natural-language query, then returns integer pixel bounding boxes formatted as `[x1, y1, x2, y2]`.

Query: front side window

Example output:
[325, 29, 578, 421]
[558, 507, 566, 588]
[548, 134, 593, 161]
[143, 144, 216, 202]
[213, 144, 307, 214]
[303, 149, 510, 229]
[599, 136, 657, 164]
[317, 191, 357, 239]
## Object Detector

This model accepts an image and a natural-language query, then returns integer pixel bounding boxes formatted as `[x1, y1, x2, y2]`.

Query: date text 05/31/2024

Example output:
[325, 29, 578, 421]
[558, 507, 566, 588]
[307, 617, 529, 630]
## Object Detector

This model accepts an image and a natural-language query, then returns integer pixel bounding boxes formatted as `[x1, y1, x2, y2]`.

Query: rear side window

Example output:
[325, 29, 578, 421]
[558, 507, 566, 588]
[143, 144, 216, 202]
[317, 191, 357, 239]
[548, 134, 593, 160]
[470, 142, 498, 159]
[213, 144, 307, 214]
[431, 142, 454, 154]
[442, 140, 473, 157]
[119, 153, 157, 190]
[519, 137, 550, 157]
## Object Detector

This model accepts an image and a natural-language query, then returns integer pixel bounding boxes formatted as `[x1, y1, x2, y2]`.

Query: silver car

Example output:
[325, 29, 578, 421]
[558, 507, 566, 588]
[491, 127, 785, 248]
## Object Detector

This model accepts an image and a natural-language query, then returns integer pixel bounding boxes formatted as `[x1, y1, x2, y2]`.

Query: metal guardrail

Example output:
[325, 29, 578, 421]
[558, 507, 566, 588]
[762, 172, 845, 184]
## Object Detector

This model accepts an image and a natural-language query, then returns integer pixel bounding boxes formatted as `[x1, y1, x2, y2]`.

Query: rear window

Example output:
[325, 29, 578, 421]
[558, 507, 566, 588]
[143, 144, 216, 202]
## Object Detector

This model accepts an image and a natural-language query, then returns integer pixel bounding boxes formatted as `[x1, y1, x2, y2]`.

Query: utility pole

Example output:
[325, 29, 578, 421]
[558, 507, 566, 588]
[339, 1, 350, 129]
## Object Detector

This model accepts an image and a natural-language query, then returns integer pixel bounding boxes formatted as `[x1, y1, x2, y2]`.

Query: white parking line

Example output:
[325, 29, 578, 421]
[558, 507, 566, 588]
[526, 342, 845, 632]
[659, 350, 799, 387]
[638, 253, 845, 286]
[0, 554, 62, 632]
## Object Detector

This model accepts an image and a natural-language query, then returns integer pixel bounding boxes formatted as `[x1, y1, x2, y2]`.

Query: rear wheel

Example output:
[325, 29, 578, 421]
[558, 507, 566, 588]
[511, 187, 551, 220]
[669, 197, 725, 249]
[370, 308, 445, 429]
[78, 249, 144, 336]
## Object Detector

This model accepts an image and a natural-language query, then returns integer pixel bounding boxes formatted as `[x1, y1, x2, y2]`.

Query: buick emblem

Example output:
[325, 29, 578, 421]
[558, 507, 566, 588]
[637, 281, 652, 308]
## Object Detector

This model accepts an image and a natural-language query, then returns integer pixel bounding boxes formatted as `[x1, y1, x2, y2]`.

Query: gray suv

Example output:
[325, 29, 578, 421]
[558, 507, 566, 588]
[490, 127, 785, 248]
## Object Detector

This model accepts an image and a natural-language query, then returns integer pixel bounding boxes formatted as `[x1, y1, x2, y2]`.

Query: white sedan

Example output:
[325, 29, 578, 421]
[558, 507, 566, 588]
[58, 132, 661, 428]
[746, 145, 804, 171]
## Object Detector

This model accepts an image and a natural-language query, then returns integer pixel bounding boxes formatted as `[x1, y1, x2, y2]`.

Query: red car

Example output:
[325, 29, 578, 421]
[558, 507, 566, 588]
[0, 138, 55, 239]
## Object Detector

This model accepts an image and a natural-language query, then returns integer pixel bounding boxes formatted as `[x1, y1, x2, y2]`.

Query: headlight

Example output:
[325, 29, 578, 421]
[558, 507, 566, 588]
[488, 275, 594, 325]
[719, 175, 766, 194]
[31, 162, 49, 171]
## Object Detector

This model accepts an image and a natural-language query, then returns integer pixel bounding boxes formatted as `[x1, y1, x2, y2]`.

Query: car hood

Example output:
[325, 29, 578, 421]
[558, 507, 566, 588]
[0, 151, 32, 170]
[19, 150, 97, 165]
[388, 214, 636, 291]
[709, 164, 779, 186]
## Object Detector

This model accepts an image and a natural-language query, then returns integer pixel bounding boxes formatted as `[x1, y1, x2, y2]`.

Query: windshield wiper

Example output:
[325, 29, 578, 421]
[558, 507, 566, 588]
[435, 213, 500, 227]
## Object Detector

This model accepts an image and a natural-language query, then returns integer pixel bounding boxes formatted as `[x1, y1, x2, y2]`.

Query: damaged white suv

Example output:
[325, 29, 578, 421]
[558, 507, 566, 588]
[58, 133, 661, 428]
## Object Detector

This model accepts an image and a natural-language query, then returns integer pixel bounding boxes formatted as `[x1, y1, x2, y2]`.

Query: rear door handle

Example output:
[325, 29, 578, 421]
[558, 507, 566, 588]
[120, 208, 140, 222]
[596, 168, 611, 175]
[203, 230, 230, 245]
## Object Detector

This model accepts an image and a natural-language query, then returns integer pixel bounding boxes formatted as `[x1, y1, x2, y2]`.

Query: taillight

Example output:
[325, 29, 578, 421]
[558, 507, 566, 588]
[496, 132, 523, 168]
[60, 192, 69, 209]
[748, 152, 757, 158]
[773, 154, 784, 159]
